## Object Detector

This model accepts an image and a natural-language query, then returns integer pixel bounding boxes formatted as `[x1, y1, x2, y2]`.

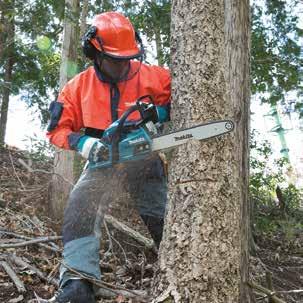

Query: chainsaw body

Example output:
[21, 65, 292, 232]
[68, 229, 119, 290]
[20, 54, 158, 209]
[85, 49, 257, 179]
[88, 96, 157, 169]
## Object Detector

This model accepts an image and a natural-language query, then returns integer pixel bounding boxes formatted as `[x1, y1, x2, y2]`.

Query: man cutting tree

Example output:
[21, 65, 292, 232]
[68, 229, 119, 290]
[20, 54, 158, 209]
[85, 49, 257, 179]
[47, 11, 171, 303]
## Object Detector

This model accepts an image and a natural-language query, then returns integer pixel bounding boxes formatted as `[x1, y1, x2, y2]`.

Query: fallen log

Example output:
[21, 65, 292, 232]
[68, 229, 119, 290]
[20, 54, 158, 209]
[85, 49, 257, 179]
[104, 214, 155, 251]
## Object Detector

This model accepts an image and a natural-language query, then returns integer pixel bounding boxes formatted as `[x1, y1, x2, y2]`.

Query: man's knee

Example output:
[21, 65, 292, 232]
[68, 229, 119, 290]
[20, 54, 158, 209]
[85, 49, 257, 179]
[62, 186, 102, 244]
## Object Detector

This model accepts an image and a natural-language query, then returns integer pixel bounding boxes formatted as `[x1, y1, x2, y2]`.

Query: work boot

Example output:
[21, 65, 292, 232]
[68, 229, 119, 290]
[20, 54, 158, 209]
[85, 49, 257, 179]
[50, 279, 95, 303]
[141, 215, 164, 248]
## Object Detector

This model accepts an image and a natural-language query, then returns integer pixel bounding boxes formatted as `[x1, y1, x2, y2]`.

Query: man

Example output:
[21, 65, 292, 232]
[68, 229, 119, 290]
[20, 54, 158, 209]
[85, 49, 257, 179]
[47, 11, 171, 303]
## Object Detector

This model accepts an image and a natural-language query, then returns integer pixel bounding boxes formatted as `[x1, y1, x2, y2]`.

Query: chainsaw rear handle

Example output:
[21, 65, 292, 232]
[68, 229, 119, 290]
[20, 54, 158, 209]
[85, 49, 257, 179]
[111, 97, 157, 163]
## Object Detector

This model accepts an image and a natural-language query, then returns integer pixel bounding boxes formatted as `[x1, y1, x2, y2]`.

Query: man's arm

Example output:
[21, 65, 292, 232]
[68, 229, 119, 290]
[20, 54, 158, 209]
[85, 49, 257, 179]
[46, 84, 83, 150]
[46, 83, 109, 163]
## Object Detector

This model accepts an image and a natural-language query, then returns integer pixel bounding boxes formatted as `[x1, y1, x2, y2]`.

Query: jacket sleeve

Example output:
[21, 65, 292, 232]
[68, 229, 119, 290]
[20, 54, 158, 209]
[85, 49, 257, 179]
[151, 67, 171, 122]
[46, 82, 83, 150]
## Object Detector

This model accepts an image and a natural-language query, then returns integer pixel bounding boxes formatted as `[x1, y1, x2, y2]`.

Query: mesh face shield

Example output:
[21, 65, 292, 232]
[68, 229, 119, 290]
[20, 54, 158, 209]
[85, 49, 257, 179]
[95, 52, 144, 83]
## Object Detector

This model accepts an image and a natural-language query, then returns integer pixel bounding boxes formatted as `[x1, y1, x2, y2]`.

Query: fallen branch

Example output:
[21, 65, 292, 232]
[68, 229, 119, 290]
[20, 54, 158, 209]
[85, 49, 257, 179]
[9, 152, 25, 190]
[95, 285, 147, 300]
[102, 214, 115, 261]
[0, 261, 26, 293]
[256, 293, 268, 302]
[0, 235, 62, 249]
[104, 214, 155, 251]
[8, 254, 59, 287]
[276, 289, 303, 294]
[17, 158, 74, 186]
[1, 208, 47, 234]
[248, 281, 286, 303]
[266, 271, 274, 303]
[0, 238, 21, 244]
[46, 262, 60, 282]
[0, 230, 61, 252]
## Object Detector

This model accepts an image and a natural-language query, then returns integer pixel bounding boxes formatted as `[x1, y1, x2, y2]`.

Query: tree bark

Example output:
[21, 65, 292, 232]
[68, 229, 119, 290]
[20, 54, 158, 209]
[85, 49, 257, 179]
[153, 0, 252, 302]
[0, 0, 14, 146]
[49, 0, 80, 219]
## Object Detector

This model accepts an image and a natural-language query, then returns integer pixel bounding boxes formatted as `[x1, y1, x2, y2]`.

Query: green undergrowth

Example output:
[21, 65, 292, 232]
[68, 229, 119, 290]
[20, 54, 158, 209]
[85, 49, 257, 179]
[250, 131, 303, 246]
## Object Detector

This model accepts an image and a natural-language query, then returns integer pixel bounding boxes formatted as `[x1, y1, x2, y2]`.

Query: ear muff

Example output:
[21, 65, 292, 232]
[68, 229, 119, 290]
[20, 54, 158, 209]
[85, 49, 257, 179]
[135, 31, 145, 60]
[82, 26, 99, 60]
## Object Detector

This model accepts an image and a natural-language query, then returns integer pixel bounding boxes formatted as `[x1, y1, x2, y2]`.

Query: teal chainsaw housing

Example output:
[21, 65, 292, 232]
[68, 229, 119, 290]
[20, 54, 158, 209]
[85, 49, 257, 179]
[88, 99, 157, 169]
[103, 125, 152, 167]
[117, 128, 152, 162]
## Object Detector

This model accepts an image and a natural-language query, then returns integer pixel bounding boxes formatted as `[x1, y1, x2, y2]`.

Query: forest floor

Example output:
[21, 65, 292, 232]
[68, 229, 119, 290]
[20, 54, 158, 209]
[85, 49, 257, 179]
[0, 146, 302, 303]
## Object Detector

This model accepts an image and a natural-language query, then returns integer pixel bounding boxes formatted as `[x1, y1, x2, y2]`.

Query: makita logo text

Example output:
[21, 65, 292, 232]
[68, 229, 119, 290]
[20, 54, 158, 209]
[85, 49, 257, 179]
[128, 137, 145, 145]
[174, 133, 193, 141]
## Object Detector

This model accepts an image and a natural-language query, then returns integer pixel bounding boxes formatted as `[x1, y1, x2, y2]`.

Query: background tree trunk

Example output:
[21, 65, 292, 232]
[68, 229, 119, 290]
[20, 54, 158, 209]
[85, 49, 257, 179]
[79, 0, 89, 37]
[0, 1, 5, 65]
[154, 25, 164, 66]
[0, 0, 15, 146]
[49, 0, 80, 219]
[150, 0, 165, 66]
[153, 0, 252, 302]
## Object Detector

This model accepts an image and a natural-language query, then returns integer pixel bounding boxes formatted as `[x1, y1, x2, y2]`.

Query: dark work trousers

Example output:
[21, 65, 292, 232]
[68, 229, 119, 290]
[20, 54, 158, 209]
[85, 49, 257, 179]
[59, 154, 167, 285]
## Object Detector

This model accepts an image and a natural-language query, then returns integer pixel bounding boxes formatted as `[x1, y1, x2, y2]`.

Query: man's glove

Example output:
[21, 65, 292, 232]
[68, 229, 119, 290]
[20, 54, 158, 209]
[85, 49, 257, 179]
[139, 102, 168, 124]
[156, 106, 168, 123]
[77, 135, 109, 164]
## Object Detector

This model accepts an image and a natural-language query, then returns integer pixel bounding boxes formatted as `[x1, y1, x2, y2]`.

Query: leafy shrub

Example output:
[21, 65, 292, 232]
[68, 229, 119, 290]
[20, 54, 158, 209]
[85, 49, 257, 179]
[24, 134, 55, 163]
[250, 130, 303, 238]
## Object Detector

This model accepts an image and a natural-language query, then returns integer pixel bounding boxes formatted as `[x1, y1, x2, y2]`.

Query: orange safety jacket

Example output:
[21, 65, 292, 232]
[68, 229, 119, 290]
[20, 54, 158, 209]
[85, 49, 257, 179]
[46, 61, 171, 150]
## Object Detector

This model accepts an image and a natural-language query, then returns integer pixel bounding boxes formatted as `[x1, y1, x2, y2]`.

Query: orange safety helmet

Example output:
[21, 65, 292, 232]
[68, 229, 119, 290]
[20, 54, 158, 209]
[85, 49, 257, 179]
[82, 12, 143, 60]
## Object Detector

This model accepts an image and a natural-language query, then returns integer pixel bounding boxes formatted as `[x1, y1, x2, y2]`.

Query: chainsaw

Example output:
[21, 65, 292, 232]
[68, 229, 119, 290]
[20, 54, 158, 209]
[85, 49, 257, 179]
[88, 96, 235, 169]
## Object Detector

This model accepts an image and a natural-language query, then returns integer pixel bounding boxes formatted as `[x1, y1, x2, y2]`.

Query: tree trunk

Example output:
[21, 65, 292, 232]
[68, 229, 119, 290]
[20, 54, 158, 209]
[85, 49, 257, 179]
[0, 0, 14, 146]
[49, 0, 80, 219]
[153, 0, 252, 302]
[79, 0, 89, 37]
[154, 25, 164, 66]
[0, 57, 13, 146]
[151, 1, 164, 67]
[0, 2, 5, 64]
[150, 0, 165, 66]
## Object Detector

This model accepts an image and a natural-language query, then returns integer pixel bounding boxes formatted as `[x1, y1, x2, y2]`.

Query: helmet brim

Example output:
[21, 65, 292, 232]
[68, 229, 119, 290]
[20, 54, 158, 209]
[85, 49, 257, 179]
[102, 49, 144, 60]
